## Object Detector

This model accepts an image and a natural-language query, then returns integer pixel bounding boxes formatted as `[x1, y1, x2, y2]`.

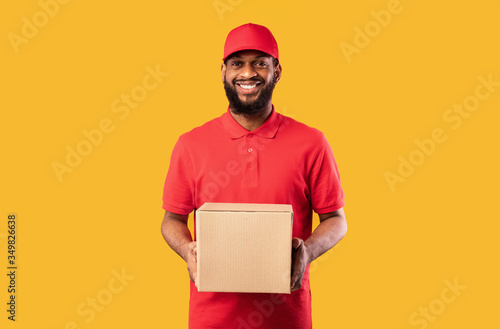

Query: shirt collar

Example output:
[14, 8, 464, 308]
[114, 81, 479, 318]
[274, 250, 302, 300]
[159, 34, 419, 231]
[221, 105, 282, 139]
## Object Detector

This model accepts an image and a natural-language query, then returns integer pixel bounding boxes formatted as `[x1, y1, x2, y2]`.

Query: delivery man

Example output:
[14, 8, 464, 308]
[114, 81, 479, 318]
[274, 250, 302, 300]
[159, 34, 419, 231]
[161, 23, 347, 329]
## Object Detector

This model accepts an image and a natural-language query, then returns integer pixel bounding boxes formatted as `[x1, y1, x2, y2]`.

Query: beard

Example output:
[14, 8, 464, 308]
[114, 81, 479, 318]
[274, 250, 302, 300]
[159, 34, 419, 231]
[223, 76, 276, 117]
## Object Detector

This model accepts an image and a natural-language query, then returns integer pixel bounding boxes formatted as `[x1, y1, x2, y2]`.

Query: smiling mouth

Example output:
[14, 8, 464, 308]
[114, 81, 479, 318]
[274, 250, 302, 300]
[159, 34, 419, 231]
[239, 84, 258, 89]
[235, 81, 262, 92]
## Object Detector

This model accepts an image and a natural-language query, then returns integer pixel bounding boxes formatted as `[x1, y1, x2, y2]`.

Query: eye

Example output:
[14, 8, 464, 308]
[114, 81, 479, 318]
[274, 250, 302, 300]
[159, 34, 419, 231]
[231, 61, 242, 66]
[255, 62, 267, 67]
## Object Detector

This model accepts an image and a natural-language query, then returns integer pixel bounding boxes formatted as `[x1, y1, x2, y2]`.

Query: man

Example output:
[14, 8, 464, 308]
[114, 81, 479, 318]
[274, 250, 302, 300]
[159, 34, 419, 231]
[161, 23, 347, 328]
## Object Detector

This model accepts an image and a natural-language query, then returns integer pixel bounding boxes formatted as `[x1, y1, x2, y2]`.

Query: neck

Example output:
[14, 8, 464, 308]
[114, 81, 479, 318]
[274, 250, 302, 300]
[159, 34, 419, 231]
[229, 103, 273, 131]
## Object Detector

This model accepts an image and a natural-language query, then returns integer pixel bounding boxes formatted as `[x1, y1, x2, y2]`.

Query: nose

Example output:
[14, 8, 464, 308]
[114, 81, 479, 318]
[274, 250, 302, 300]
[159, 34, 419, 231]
[239, 63, 257, 79]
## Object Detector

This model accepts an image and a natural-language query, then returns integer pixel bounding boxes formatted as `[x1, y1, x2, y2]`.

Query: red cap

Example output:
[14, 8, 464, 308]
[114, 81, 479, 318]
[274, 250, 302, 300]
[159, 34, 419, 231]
[223, 23, 279, 62]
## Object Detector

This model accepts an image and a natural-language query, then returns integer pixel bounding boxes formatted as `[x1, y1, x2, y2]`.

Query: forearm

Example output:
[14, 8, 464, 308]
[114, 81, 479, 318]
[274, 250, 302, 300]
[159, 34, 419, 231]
[304, 211, 347, 264]
[161, 211, 192, 262]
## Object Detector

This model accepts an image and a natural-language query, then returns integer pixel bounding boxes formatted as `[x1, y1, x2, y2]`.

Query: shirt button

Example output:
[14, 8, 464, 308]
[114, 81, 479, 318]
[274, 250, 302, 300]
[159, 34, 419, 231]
[248, 134, 253, 139]
[247, 148, 253, 153]
[247, 162, 252, 168]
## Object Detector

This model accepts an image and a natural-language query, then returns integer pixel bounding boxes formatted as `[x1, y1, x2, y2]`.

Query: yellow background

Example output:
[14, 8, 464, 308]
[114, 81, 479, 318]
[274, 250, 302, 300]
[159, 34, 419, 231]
[1, 0, 499, 328]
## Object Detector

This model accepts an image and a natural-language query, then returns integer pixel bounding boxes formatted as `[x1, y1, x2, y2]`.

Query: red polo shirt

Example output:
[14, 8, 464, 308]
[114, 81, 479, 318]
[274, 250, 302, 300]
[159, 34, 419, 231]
[163, 106, 344, 329]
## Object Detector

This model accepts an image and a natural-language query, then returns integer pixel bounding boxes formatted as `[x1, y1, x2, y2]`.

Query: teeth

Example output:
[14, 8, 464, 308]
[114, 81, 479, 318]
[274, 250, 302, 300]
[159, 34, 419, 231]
[239, 84, 257, 89]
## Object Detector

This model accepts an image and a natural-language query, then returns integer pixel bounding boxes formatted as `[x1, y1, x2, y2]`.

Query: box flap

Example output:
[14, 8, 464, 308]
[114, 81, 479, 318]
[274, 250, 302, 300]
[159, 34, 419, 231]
[197, 202, 292, 213]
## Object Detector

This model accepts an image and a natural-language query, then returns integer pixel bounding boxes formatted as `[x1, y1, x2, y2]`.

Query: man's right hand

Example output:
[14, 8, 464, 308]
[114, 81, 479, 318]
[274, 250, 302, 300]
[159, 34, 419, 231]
[161, 211, 198, 287]
[186, 241, 198, 287]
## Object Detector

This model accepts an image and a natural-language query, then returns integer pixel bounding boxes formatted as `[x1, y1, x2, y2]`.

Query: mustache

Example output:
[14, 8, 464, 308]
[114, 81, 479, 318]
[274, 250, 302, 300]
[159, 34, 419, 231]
[232, 78, 264, 84]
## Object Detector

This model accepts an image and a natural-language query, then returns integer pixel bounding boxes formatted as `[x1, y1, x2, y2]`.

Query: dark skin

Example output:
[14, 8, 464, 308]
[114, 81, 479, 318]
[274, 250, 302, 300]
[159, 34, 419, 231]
[161, 50, 347, 291]
[221, 50, 282, 130]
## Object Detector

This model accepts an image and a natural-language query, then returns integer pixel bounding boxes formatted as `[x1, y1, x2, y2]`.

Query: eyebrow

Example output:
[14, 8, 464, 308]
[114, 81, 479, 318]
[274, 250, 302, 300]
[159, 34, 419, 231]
[231, 55, 270, 60]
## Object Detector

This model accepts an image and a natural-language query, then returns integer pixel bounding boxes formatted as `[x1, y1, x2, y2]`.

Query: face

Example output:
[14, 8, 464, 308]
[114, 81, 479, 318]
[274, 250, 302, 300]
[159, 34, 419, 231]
[221, 50, 282, 116]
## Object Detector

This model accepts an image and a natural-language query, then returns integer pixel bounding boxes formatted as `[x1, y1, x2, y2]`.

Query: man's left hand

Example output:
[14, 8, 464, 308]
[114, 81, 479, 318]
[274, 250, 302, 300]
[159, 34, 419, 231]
[290, 237, 311, 292]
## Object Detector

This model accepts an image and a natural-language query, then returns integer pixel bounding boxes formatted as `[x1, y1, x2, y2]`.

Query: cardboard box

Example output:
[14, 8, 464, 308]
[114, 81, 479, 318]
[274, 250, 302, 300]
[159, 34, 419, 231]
[196, 202, 293, 294]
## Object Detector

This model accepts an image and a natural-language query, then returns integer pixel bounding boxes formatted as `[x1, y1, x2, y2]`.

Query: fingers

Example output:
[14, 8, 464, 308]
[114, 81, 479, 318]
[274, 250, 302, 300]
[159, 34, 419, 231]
[188, 265, 199, 288]
[290, 271, 297, 290]
[290, 266, 302, 291]
[290, 254, 302, 290]
[291, 237, 305, 291]
[188, 241, 197, 253]
[188, 241, 197, 262]
[193, 270, 198, 288]
[187, 241, 198, 287]
[292, 237, 303, 250]
[192, 247, 197, 262]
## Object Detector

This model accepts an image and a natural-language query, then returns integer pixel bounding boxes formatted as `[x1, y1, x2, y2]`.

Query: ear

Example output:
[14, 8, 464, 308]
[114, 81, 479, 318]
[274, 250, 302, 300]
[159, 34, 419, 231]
[221, 62, 227, 83]
[274, 62, 282, 83]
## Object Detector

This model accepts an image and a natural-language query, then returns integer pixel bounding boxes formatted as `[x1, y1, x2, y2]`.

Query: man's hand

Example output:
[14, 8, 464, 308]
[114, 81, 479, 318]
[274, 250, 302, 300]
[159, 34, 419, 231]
[186, 241, 198, 287]
[161, 211, 198, 287]
[290, 237, 311, 292]
[289, 209, 347, 292]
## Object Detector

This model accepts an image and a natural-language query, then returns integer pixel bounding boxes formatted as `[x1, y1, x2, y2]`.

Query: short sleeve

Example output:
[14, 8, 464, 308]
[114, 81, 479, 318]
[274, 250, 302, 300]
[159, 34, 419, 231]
[162, 136, 195, 215]
[309, 134, 345, 214]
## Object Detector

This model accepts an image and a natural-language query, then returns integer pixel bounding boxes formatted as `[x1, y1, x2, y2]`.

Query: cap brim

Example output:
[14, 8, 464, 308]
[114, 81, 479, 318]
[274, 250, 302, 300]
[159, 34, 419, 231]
[223, 47, 276, 61]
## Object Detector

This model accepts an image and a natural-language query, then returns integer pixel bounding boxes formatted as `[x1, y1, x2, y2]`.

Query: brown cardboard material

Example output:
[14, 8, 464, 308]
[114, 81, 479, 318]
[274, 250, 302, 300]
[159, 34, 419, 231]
[196, 202, 293, 294]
